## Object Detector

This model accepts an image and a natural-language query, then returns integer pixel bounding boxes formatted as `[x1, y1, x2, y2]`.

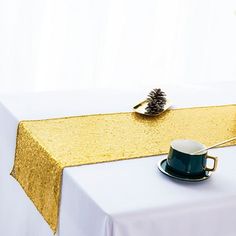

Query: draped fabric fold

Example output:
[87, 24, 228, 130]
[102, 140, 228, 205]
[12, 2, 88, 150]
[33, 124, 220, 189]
[11, 105, 236, 233]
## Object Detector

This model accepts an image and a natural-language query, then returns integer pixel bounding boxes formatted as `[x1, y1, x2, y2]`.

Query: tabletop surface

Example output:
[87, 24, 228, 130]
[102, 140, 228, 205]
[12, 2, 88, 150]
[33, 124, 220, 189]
[0, 82, 236, 236]
[0, 82, 235, 214]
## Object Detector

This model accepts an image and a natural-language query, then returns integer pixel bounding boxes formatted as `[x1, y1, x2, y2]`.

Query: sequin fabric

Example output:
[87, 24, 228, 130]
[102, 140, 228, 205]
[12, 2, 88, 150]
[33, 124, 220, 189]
[11, 105, 236, 233]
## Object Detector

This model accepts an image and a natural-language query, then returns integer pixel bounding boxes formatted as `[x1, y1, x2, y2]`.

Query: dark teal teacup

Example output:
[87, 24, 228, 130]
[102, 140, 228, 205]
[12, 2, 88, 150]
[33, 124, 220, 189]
[167, 139, 218, 176]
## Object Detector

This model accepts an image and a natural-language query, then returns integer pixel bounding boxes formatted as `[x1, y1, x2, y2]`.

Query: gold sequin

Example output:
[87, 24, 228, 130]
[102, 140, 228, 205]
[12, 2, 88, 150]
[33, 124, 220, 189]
[11, 105, 236, 233]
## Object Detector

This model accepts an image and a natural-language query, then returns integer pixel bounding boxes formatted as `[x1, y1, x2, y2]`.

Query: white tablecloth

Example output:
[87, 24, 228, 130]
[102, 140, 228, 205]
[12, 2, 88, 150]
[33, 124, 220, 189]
[0, 83, 236, 236]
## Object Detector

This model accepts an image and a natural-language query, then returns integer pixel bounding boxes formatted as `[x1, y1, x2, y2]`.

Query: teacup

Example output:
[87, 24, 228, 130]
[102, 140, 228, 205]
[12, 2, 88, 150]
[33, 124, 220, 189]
[167, 139, 218, 176]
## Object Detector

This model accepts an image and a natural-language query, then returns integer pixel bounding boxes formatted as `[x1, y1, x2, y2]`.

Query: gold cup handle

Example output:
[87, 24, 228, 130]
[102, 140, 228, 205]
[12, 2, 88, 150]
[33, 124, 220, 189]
[205, 155, 218, 172]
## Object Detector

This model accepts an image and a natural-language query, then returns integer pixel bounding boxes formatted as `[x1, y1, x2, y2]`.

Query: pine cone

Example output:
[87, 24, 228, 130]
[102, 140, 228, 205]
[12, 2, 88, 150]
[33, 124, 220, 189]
[145, 88, 167, 115]
[147, 88, 166, 101]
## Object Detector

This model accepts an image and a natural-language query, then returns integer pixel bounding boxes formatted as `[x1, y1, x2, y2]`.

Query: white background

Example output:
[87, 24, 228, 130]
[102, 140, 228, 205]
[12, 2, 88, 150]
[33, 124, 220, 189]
[0, 0, 236, 92]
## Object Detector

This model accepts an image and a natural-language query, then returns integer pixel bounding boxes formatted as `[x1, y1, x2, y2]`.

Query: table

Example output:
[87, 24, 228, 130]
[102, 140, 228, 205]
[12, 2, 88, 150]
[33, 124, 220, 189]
[0, 83, 236, 236]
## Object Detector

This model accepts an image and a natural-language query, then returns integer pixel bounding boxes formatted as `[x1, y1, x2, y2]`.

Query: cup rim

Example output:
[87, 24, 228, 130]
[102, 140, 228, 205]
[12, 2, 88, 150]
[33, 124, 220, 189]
[170, 139, 207, 155]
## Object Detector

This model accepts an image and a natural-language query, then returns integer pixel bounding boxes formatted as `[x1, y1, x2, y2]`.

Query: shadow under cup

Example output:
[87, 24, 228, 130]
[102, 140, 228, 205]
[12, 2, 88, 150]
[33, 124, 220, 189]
[167, 140, 218, 177]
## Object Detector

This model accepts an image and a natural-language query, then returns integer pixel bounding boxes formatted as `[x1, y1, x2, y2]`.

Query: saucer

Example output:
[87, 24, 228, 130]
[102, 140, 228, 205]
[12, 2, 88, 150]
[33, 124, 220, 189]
[158, 159, 211, 182]
[133, 99, 172, 116]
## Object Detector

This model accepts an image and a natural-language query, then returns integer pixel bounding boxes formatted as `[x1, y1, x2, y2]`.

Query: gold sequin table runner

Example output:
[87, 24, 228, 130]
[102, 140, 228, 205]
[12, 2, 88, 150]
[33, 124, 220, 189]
[11, 105, 236, 233]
